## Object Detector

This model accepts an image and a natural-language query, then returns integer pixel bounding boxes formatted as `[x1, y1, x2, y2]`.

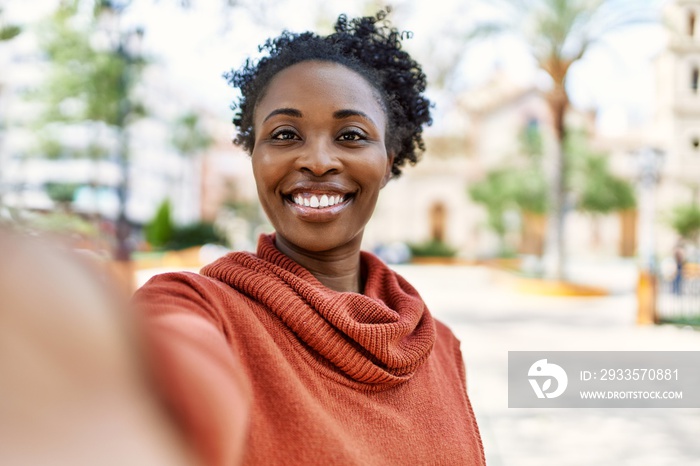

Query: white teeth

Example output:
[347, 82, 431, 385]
[291, 193, 346, 209]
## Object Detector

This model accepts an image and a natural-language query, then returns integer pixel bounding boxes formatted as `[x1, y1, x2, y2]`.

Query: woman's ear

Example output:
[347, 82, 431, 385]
[381, 152, 395, 189]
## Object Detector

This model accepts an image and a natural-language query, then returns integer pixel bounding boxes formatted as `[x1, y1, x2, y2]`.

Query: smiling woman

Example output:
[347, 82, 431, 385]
[252, 61, 393, 285]
[134, 11, 485, 466]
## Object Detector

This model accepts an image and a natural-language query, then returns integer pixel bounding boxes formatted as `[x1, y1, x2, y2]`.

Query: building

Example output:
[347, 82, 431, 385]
[364, 70, 616, 260]
[653, 0, 700, 256]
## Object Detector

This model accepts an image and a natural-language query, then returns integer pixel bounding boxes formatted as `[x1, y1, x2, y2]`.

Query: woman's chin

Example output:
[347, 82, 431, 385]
[274, 229, 363, 257]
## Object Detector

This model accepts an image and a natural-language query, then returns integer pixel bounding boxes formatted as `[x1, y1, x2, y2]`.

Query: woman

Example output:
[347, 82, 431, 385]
[135, 12, 485, 466]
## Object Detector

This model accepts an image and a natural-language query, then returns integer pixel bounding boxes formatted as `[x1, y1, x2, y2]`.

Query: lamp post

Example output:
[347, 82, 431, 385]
[636, 147, 664, 325]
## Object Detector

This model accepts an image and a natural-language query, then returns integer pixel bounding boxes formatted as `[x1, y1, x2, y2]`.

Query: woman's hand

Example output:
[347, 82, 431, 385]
[0, 230, 198, 466]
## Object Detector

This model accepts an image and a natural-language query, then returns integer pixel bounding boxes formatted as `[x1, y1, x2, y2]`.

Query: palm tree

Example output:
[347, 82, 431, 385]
[471, 0, 655, 279]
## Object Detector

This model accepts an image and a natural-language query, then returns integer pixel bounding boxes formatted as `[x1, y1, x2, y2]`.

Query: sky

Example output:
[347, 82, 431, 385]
[3, 0, 667, 136]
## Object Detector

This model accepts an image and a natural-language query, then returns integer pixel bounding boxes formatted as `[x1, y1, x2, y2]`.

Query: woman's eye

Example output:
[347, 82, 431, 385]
[338, 131, 366, 142]
[271, 129, 299, 140]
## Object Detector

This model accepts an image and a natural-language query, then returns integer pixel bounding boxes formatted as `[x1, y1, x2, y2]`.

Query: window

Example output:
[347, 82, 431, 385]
[692, 67, 699, 93]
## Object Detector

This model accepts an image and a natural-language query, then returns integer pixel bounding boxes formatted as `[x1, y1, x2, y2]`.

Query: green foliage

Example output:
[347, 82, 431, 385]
[469, 166, 547, 239]
[667, 204, 700, 241]
[36, 137, 65, 159]
[30, 1, 146, 159]
[567, 131, 636, 215]
[0, 24, 21, 41]
[37, 4, 108, 123]
[469, 169, 518, 237]
[512, 167, 548, 214]
[0, 7, 21, 42]
[45, 182, 81, 205]
[144, 199, 174, 249]
[659, 315, 700, 328]
[469, 123, 549, 256]
[408, 239, 457, 258]
[468, 123, 636, 258]
[144, 199, 223, 250]
[168, 222, 223, 250]
[576, 159, 636, 214]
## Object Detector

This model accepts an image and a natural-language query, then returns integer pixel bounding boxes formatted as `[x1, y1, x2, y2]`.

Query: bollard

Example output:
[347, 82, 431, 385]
[636, 269, 658, 325]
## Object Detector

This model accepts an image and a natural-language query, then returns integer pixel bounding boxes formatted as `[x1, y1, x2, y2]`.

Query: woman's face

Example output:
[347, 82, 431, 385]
[251, 61, 393, 255]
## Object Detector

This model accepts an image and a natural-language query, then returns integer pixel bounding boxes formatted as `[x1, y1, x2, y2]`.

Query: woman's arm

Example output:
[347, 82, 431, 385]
[134, 273, 252, 466]
[0, 230, 198, 466]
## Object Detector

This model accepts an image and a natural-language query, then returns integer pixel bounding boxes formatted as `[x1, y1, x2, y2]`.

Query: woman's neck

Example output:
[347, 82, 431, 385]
[274, 235, 363, 293]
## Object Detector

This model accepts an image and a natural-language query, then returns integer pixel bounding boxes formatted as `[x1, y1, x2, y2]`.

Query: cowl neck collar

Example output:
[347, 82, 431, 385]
[201, 234, 436, 388]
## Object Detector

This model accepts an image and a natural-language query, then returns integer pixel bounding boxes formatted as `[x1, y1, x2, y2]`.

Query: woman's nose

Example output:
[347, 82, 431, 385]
[294, 138, 343, 176]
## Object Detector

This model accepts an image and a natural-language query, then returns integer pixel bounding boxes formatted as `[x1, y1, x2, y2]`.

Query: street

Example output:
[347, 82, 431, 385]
[393, 264, 700, 466]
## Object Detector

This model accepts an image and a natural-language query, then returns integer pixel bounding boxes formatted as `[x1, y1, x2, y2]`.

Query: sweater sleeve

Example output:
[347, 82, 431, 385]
[133, 272, 251, 466]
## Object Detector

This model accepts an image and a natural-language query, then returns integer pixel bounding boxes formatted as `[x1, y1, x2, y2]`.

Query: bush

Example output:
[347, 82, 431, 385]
[167, 222, 223, 250]
[45, 182, 81, 205]
[144, 199, 224, 250]
[144, 199, 173, 249]
[408, 239, 458, 258]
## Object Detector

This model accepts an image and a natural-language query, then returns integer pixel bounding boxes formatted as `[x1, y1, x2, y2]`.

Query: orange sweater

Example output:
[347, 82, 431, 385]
[134, 234, 485, 465]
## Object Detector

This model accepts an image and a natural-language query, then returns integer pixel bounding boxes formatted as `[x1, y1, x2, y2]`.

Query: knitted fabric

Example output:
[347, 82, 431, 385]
[135, 234, 485, 465]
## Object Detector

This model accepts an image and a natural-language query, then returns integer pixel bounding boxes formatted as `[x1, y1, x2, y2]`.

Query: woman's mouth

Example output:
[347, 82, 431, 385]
[283, 191, 354, 221]
[290, 193, 346, 208]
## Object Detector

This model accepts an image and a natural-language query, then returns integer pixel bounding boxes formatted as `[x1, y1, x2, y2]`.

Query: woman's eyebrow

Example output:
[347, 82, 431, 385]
[263, 108, 302, 122]
[333, 109, 376, 126]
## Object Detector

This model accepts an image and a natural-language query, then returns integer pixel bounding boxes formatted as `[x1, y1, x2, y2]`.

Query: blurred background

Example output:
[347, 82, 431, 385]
[1, 0, 700, 464]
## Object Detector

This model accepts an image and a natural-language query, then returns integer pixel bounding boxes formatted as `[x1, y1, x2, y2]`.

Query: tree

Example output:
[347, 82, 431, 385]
[470, 0, 654, 278]
[30, 0, 146, 260]
[34, 2, 142, 133]
[667, 204, 700, 244]
[575, 155, 636, 215]
[469, 169, 519, 254]
[567, 131, 636, 248]
[469, 166, 549, 257]
[470, 123, 549, 257]
[470, 118, 640, 258]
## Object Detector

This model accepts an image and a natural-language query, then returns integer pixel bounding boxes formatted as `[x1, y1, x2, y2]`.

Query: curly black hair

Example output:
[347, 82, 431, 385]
[224, 11, 432, 177]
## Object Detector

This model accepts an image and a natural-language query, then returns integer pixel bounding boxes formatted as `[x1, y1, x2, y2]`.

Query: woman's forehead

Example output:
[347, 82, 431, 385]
[254, 61, 387, 124]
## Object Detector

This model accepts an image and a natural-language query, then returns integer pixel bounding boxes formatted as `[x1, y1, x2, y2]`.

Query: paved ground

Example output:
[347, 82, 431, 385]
[392, 264, 700, 466]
